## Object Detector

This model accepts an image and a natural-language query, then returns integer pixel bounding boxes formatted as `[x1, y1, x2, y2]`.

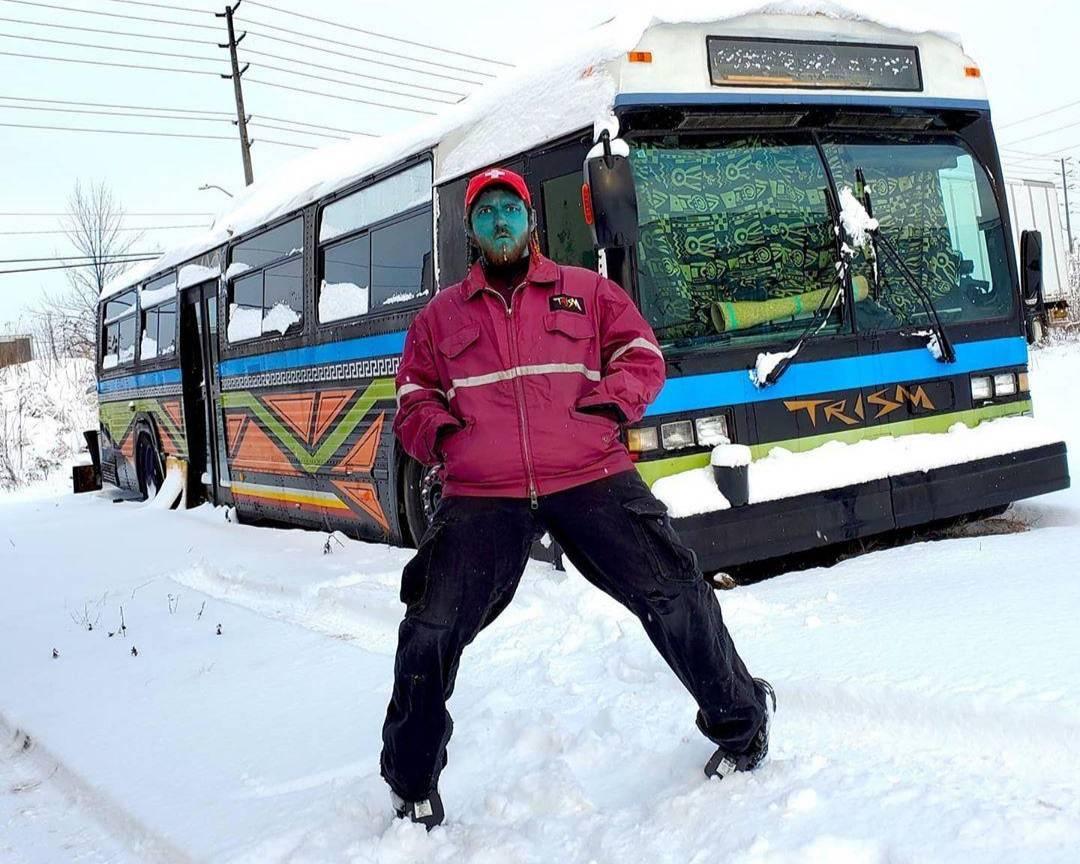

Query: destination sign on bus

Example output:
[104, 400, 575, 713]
[707, 36, 922, 92]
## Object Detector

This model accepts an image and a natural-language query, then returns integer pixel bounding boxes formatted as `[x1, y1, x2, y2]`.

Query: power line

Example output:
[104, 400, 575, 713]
[242, 27, 486, 87]
[250, 114, 374, 138]
[1, 104, 354, 140]
[0, 29, 223, 63]
[0, 0, 221, 31]
[247, 120, 346, 141]
[246, 60, 450, 108]
[0, 213, 210, 218]
[0, 48, 221, 76]
[240, 45, 465, 99]
[999, 99, 1080, 130]
[0, 30, 455, 106]
[0, 95, 373, 136]
[0, 120, 315, 149]
[244, 0, 513, 68]
[0, 10, 475, 96]
[0, 224, 206, 235]
[246, 76, 436, 115]
[1004, 118, 1080, 148]
[0, 13, 212, 44]
[237, 13, 496, 79]
[0, 252, 160, 262]
[1, 257, 162, 276]
[101, 0, 209, 13]
[0, 102, 231, 123]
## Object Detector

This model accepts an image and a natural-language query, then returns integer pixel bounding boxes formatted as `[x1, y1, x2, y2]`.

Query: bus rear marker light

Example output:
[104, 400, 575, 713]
[964, 66, 981, 78]
[627, 51, 652, 63]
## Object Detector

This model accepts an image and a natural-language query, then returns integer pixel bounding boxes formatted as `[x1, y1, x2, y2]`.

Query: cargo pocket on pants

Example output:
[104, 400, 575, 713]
[400, 521, 444, 611]
[623, 496, 700, 584]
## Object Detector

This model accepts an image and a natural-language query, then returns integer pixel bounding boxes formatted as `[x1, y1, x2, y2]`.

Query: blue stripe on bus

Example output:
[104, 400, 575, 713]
[217, 330, 408, 378]
[644, 336, 1028, 416]
[614, 93, 992, 112]
[98, 368, 182, 394]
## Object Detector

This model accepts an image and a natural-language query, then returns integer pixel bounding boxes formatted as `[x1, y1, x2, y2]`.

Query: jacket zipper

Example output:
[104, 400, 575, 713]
[481, 281, 538, 508]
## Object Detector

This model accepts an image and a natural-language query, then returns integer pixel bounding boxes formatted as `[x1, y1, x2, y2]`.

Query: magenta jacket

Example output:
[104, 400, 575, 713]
[393, 254, 666, 500]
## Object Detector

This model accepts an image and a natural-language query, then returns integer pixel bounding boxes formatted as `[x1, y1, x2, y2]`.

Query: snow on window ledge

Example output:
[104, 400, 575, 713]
[319, 280, 369, 323]
[227, 302, 302, 343]
[653, 416, 1064, 519]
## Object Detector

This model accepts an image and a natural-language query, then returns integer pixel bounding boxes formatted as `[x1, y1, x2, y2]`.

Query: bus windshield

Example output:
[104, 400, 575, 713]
[820, 134, 1014, 332]
[630, 134, 842, 351]
[629, 131, 1015, 352]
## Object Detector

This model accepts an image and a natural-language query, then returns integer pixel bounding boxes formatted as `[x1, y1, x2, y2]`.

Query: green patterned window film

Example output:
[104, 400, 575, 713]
[821, 136, 1014, 331]
[630, 136, 843, 350]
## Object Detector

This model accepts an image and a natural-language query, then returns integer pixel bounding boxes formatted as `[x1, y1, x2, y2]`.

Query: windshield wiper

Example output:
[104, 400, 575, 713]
[855, 168, 957, 363]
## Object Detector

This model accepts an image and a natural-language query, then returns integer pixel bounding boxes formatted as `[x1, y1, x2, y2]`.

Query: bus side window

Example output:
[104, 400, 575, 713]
[541, 172, 598, 271]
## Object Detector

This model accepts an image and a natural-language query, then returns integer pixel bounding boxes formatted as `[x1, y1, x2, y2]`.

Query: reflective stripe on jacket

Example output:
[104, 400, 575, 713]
[393, 254, 666, 499]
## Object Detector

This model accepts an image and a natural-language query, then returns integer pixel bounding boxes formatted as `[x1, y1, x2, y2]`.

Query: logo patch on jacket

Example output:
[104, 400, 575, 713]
[549, 294, 586, 315]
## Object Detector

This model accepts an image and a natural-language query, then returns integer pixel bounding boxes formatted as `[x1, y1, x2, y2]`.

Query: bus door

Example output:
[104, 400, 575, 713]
[179, 280, 231, 506]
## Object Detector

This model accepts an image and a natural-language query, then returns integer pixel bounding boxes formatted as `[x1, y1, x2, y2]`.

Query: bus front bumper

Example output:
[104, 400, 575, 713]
[673, 442, 1070, 573]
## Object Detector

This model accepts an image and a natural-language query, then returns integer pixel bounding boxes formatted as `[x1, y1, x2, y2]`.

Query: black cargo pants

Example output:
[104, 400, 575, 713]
[380, 469, 765, 801]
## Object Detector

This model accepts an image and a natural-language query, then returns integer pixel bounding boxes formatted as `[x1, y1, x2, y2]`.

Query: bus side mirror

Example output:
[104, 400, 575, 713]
[583, 140, 638, 249]
[1020, 229, 1045, 343]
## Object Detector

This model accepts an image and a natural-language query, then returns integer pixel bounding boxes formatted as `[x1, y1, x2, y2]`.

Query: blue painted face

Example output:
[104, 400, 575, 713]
[468, 186, 531, 266]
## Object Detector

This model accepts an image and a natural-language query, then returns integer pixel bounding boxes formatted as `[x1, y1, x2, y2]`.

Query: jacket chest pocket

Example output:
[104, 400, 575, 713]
[437, 323, 482, 381]
[543, 312, 596, 362]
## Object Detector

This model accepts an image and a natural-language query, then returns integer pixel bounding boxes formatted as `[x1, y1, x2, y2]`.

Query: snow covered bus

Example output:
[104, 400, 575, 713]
[94, 5, 1070, 572]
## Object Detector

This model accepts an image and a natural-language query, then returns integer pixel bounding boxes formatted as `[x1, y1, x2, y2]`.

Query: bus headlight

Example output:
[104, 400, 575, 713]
[993, 372, 1017, 397]
[970, 375, 992, 401]
[661, 420, 695, 450]
[628, 427, 659, 452]
[694, 415, 730, 447]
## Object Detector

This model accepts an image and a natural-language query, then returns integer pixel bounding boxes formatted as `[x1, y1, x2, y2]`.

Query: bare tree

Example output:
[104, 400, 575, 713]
[32, 181, 148, 359]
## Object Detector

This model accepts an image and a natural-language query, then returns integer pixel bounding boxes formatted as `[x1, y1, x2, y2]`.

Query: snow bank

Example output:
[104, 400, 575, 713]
[0, 357, 96, 490]
[655, 415, 1064, 517]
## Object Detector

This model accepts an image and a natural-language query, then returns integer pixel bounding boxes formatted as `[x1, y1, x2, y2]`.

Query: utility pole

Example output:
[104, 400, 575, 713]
[217, 1, 254, 186]
[1062, 157, 1073, 253]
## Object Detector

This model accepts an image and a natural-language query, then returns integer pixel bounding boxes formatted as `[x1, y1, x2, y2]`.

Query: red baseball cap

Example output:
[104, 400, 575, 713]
[464, 167, 531, 212]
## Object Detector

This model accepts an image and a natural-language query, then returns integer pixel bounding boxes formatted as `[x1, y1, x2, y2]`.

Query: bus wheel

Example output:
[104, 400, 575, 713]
[402, 456, 443, 545]
[135, 430, 163, 501]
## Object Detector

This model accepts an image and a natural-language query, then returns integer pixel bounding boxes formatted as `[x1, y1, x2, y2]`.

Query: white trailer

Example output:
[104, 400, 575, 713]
[1005, 177, 1071, 318]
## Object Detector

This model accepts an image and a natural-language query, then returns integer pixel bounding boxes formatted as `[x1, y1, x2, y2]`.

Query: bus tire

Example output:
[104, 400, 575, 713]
[135, 427, 163, 501]
[402, 455, 442, 546]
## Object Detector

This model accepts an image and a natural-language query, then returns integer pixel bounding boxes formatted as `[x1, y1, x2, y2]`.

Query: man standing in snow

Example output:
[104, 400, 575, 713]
[382, 167, 773, 828]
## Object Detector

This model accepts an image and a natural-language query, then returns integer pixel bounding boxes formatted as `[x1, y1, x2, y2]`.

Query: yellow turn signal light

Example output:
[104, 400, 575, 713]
[627, 51, 653, 63]
[964, 65, 981, 78]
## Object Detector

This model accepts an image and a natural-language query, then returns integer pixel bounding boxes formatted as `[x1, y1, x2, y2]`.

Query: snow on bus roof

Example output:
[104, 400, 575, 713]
[102, 1, 960, 301]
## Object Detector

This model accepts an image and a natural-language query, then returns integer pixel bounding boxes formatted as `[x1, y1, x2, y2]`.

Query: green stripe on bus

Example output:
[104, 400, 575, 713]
[635, 400, 1033, 486]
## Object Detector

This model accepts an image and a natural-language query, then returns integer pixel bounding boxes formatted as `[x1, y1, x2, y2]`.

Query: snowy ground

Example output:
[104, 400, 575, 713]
[2, 343, 1078, 863]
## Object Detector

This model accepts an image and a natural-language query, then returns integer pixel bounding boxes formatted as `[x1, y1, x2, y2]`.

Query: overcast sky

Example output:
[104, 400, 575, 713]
[2, 0, 1078, 330]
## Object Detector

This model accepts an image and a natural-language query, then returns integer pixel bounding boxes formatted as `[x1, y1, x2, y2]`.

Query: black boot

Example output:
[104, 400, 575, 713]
[704, 678, 776, 780]
[391, 788, 444, 830]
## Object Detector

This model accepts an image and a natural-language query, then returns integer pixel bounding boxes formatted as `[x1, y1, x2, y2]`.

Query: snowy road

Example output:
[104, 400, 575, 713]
[1, 342, 1078, 863]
